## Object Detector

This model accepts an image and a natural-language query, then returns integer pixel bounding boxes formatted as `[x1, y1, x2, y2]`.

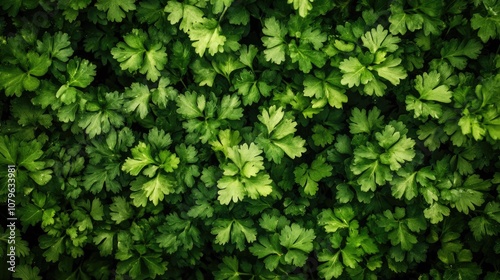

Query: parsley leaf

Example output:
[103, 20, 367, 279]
[288, 40, 327, 73]
[78, 91, 124, 138]
[189, 18, 226, 57]
[56, 58, 96, 104]
[287, 0, 313, 17]
[406, 71, 452, 119]
[441, 175, 490, 214]
[471, 0, 500, 42]
[211, 218, 257, 250]
[217, 143, 273, 204]
[375, 207, 427, 251]
[95, 0, 136, 22]
[389, 0, 445, 36]
[349, 107, 384, 134]
[36, 32, 74, 63]
[279, 224, 316, 266]
[303, 70, 347, 109]
[111, 29, 167, 82]
[361, 25, 401, 54]
[440, 39, 482, 70]
[109, 196, 133, 224]
[0, 52, 51, 97]
[233, 69, 273, 105]
[391, 166, 435, 201]
[339, 57, 374, 88]
[164, 1, 204, 32]
[255, 105, 306, 163]
[262, 17, 287, 64]
[294, 156, 333, 196]
[376, 124, 416, 171]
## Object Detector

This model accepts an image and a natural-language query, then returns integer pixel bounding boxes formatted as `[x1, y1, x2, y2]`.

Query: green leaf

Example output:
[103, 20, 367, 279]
[389, 8, 423, 35]
[78, 92, 124, 138]
[233, 70, 265, 105]
[142, 173, 177, 205]
[95, 0, 136, 22]
[389, 0, 444, 36]
[212, 219, 257, 250]
[318, 206, 355, 233]
[471, 10, 500, 42]
[303, 71, 347, 109]
[116, 254, 167, 279]
[424, 203, 450, 224]
[214, 256, 241, 280]
[294, 156, 332, 196]
[469, 215, 498, 241]
[66, 57, 96, 88]
[210, 0, 234, 14]
[318, 250, 344, 279]
[256, 106, 306, 163]
[122, 142, 156, 176]
[351, 143, 392, 192]
[36, 32, 74, 62]
[212, 53, 244, 80]
[312, 124, 335, 147]
[458, 113, 486, 141]
[376, 124, 416, 171]
[238, 44, 258, 69]
[371, 55, 407, 86]
[191, 58, 217, 87]
[392, 166, 435, 200]
[0, 52, 51, 96]
[262, 17, 287, 64]
[376, 207, 426, 251]
[90, 198, 104, 221]
[483, 105, 500, 140]
[244, 173, 273, 199]
[415, 71, 452, 103]
[176, 91, 205, 119]
[93, 229, 115, 257]
[218, 94, 243, 120]
[361, 25, 401, 53]
[217, 176, 245, 204]
[259, 213, 290, 233]
[123, 83, 151, 119]
[164, 1, 204, 32]
[442, 175, 489, 214]
[287, 0, 313, 17]
[217, 143, 274, 204]
[189, 18, 226, 57]
[12, 264, 42, 280]
[441, 39, 482, 70]
[111, 29, 167, 82]
[279, 224, 315, 267]
[227, 143, 265, 177]
[288, 40, 327, 73]
[485, 201, 500, 223]
[109, 196, 133, 224]
[249, 234, 283, 271]
[39, 235, 65, 262]
[151, 77, 178, 108]
[300, 26, 327, 50]
[339, 57, 374, 87]
[349, 107, 384, 134]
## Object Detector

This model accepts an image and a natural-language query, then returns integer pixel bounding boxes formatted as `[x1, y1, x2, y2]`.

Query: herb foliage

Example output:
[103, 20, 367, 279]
[1, 0, 499, 279]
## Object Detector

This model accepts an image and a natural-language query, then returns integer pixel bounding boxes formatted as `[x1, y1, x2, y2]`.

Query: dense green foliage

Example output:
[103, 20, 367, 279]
[1, 0, 500, 279]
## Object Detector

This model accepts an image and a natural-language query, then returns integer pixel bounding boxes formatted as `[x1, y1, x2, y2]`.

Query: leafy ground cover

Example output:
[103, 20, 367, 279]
[0, 0, 499, 279]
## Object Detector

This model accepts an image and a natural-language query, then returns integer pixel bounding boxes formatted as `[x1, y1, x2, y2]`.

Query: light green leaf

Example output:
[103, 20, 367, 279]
[262, 17, 287, 64]
[287, 0, 313, 17]
[189, 18, 226, 57]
